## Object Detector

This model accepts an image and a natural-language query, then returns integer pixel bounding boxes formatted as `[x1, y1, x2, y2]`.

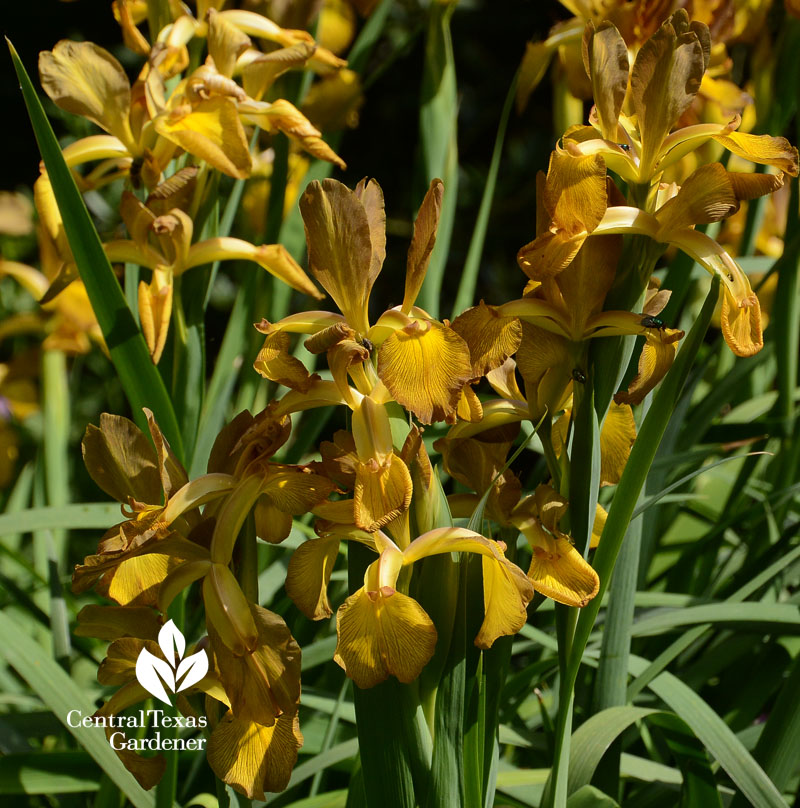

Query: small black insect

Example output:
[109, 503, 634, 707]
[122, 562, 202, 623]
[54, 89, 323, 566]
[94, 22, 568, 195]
[361, 337, 375, 353]
[572, 368, 587, 384]
[640, 316, 665, 329]
[618, 143, 631, 151]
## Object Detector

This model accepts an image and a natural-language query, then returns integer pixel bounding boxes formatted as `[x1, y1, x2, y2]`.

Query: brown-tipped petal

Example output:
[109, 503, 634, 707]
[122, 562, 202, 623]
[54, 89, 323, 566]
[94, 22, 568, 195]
[354, 455, 413, 532]
[377, 319, 472, 424]
[614, 327, 684, 406]
[630, 11, 707, 175]
[207, 712, 302, 800]
[254, 331, 317, 392]
[144, 408, 188, 499]
[285, 536, 341, 620]
[402, 178, 444, 313]
[334, 586, 437, 688]
[450, 301, 523, 377]
[712, 131, 799, 176]
[720, 290, 763, 358]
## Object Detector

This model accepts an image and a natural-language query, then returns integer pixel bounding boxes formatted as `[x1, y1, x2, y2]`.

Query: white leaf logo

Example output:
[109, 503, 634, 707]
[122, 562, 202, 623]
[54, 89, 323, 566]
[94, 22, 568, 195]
[135, 620, 208, 704]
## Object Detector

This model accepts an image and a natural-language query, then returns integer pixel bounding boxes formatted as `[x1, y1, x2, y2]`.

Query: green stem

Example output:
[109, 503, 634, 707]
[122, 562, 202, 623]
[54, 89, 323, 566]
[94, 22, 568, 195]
[550, 279, 720, 805]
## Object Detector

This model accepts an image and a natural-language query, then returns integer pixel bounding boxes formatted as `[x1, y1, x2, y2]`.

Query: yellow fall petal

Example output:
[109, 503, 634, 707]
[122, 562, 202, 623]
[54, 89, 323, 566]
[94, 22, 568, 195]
[262, 469, 335, 516]
[522, 522, 599, 607]
[334, 586, 437, 688]
[354, 455, 413, 532]
[712, 130, 799, 176]
[154, 97, 252, 179]
[476, 552, 532, 649]
[98, 552, 179, 607]
[377, 319, 472, 424]
[720, 289, 763, 358]
[207, 712, 302, 800]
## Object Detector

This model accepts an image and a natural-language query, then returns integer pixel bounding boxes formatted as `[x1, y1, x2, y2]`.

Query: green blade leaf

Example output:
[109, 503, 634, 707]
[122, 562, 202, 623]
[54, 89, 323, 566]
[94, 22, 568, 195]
[0, 612, 154, 808]
[7, 39, 183, 459]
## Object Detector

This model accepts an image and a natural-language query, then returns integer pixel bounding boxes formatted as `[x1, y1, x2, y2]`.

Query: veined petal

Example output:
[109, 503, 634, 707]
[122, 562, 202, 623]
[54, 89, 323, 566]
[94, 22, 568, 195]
[599, 402, 636, 486]
[518, 520, 599, 607]
[39, 41, 134, 148]
[377, 319, 472, 424]
[262, 469, 335, 515]
[285, 536, 341, 620]
[712, 130, 799, 176]
[207, 712, 302, 800]
[154, 97, 252, 179]
[450, 301, 523, 377]
[334, 586, 437, 688]
[655, 163, 738, 237]
[354, 454, 413, 532]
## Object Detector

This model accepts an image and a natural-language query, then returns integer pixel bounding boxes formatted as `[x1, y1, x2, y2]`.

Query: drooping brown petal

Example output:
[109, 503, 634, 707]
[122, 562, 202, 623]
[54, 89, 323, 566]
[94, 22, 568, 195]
[82, 413, 161, 504]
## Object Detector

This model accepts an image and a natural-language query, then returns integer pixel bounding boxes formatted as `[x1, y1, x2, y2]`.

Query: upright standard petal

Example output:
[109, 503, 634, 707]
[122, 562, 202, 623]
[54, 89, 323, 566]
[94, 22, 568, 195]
[299, 179, 380, 333]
